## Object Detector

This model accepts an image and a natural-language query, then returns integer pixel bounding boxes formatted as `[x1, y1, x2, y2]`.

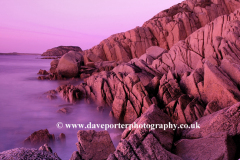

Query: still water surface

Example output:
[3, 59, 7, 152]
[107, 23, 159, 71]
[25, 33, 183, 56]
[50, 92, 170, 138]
[0, 55, 122, 160]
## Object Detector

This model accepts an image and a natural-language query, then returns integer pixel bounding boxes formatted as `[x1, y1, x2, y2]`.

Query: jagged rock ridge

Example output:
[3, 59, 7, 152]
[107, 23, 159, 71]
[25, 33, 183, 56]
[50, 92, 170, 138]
[81, 0, 240, 64]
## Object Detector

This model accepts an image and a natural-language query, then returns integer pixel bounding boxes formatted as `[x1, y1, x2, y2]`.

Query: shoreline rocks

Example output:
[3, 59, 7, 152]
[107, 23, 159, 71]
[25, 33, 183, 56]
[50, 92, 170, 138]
[24, 129, 66, 146]
[24, 129, 55, 145]
[0, 144, 61, 160]
[34, 0, 240, 159]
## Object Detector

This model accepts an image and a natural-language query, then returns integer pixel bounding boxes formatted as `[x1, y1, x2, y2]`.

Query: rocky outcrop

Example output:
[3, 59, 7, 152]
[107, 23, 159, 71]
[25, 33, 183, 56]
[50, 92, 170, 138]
[38, 1, 240, 159]
[70, 130, 115, 160]
[80, 0, 240, 64]
[44, 7, 240, 124]
[0, 145, 61, 160]
[24, 129, 55, 145]
[42, 46, 82, 56]
[24, 129, 66, 146]
[108, 105, 182, 160]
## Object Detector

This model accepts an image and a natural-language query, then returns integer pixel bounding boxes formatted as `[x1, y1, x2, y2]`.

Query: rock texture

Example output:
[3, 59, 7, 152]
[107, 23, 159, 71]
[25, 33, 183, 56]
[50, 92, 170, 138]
[70, 130, 115, 160]
[0, 145, 61, 160]
[108, 105, 182, 160]
[174, 132, 236, 160]
[182, 102, 240, 139]
[42, 46, 82, 56]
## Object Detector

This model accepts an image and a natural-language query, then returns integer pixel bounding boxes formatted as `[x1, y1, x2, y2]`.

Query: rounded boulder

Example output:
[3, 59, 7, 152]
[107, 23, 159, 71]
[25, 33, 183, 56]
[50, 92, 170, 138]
[56, 51, 83, 78]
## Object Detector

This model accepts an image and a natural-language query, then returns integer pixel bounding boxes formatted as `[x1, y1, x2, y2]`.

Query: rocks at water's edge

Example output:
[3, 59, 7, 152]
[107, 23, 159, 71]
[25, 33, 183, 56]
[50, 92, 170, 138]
[24, 129, 55, 145]
[54, 7, 240, 160]
[0, 144, 61, 160]
[34, 0, 240, 159]
[24, 129, 66, 145]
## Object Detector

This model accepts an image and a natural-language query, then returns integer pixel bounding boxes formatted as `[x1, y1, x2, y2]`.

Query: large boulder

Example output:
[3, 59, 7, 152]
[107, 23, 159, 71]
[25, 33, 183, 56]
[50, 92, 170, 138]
[56, 51, 84, 78]
[70, 130, 115, 160]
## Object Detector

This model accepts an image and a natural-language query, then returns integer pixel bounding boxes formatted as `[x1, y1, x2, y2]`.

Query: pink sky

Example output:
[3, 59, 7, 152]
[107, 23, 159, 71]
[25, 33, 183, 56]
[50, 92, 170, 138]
[0, 0, 183, 53]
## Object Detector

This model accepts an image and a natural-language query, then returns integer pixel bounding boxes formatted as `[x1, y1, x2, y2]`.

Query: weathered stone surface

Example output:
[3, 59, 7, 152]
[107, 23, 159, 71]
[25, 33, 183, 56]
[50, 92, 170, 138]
[39, 143, 52, 153]
[108, 105, 181, 160]
[202, 61, 240, 108]
[146, 46, 167, 59]
[179, 68, 203, 99]
[174, 132, 236, 160]
[108, 133, 182, 160]
[70, 151, 82, 160]
[182, 102, 240, 139]
[42, 46, 82, 56]
[155, 8, 240, 75]
[56, 84, 83, 103]
[50, 59, 59, 74]
[122, 105, 174, 151]
[158, 72, 182, 105]
[24, 129, 55, 145]
[56, 51, 84, 78]
[203, 100, 222, 116]
[74, 130, 115, 160]
[0, 147, 61, 160]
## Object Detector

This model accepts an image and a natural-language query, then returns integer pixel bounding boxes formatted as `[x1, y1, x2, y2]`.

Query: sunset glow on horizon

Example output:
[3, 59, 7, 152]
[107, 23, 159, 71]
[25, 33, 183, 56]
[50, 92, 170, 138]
[0, 0, 183, 53]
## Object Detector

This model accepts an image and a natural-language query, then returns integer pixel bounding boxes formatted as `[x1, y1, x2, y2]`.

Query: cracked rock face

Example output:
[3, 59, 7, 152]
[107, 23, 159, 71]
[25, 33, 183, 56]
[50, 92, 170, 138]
[80, 0, 240, 64]
[174, 132, 236, 160]
[0, 145, 61, 160]
[70, 130, 115, 160]
[182, 102, 240, 139]
[108, 105, 181, 160]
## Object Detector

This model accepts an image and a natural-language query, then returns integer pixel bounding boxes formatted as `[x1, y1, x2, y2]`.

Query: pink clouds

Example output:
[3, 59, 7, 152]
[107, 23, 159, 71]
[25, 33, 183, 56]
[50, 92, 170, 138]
[0, 0, 183, 53]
